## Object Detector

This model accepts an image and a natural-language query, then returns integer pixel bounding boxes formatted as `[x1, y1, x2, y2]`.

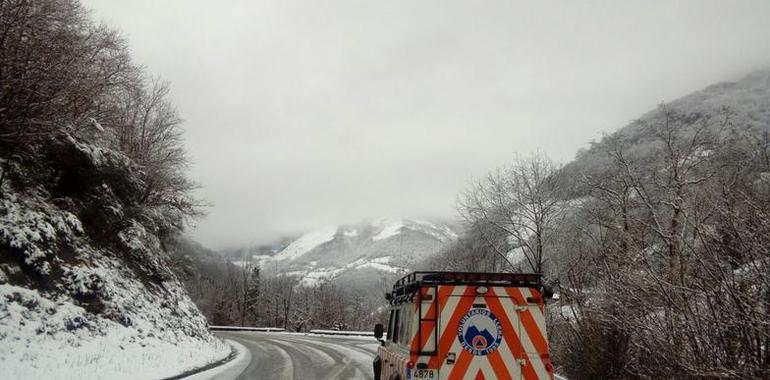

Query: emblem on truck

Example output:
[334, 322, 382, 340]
[457, 308, 503, 356]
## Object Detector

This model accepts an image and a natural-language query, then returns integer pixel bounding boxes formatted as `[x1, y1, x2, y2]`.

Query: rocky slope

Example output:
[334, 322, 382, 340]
[0, 134, 229, 379]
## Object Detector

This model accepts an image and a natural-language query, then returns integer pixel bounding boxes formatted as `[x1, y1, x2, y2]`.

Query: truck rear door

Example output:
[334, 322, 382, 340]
[436, 285, 552, 380]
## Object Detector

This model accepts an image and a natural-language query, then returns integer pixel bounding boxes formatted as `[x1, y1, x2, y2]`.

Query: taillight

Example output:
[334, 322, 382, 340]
[406, 361, 415, 369]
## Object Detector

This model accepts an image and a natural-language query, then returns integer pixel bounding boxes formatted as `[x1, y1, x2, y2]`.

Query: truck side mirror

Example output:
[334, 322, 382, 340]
[374, 323, 384, 340]
[541, 285, 554, 300]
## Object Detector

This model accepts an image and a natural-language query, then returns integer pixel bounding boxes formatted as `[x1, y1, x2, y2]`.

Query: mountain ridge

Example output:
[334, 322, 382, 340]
[236, 218, 459, 286]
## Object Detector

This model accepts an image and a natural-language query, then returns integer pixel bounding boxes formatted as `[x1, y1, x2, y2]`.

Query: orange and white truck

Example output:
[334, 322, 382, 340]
[373, 272, 555, 380]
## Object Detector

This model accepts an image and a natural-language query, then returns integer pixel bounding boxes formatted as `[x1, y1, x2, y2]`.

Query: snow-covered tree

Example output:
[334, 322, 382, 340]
[459, 152, 563, 274]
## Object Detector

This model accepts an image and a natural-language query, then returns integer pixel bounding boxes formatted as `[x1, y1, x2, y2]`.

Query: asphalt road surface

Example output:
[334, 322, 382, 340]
[214, 331, 378, 380]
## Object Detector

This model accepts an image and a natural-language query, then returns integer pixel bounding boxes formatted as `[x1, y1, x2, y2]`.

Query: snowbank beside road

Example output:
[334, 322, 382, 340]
[0, 167, 231, 379]
[185, 340, 250, 380]
[0, 282, 230, 380]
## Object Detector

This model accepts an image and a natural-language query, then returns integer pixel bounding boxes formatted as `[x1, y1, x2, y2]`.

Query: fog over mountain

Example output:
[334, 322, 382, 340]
[232, 219, 459, 286]
[80, 0, 770, 248]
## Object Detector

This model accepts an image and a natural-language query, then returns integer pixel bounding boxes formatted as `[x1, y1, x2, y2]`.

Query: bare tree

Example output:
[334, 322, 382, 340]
[244, 265, 261, 325]
[459, 152, 562, 274]
[0, 0, 137, 192]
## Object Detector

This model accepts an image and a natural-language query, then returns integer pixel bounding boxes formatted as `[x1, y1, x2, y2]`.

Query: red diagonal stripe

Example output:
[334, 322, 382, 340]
[485, 288, 539, 380]
[506, 288, 548, 354]
[487, 349, 514, 380]
[428, 286, 476, 368]
[448, 349, 474, 380]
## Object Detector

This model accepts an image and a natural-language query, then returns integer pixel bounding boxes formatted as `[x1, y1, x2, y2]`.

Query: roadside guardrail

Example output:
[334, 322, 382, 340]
[208, 326, 286, 332]
[208, 326, 378, 337]
[308, 329, 375, 336]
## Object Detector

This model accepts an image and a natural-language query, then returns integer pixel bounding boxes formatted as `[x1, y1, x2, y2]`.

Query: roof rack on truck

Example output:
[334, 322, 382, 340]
[386, 271, 542, 302]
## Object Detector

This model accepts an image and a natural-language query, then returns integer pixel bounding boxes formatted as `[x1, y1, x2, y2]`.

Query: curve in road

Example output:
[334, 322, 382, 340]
[215, 331, 378, 380]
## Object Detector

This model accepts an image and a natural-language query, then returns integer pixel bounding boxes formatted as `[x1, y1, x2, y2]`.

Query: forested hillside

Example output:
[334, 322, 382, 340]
[0, 1, 228, 378]
[433, 70, 770, 379]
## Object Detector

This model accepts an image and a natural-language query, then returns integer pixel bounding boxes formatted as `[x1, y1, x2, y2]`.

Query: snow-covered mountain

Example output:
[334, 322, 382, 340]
[252, 219, 458, 286]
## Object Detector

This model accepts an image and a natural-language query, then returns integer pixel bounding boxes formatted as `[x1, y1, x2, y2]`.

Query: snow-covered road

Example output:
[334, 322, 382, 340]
[213, 331, 378, 380]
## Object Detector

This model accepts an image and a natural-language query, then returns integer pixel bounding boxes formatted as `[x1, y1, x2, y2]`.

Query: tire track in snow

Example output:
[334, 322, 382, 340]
[266, 335, 336, 366]
[283, 334, 378, 357]
[282, 335, 375, 377]
[265, 339, 294, 379]
[221, 332, 293, 380]
[267, 334, 363, 379]
[263, 337, 333, 379]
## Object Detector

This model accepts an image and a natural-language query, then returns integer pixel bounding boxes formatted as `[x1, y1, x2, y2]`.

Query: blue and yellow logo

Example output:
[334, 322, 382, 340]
[457, 308, 503, 356]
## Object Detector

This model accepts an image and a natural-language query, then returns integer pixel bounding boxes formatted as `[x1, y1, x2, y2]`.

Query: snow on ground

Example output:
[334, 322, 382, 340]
[271, 226, 338, 261]
[370, 256, 393, 264]
[298, 267, 346, 286]
[298, 255, 404, 286]
[0, 190, 84, 276]
[357, 262, 401, 273]
[351, 256, 403, 273]
[0, 133, 229, 379]
[0, 259, 231, 379]
[186, 339, 250, 380]
[555, 303, 578, 321]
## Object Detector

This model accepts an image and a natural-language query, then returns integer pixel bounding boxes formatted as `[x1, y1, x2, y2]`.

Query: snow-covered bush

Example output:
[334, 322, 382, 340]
[0, 190, 84, 275]
[62, 266, 105, 301]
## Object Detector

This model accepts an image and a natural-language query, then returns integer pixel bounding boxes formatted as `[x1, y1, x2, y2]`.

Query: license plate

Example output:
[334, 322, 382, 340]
[412, 369, 437, 379]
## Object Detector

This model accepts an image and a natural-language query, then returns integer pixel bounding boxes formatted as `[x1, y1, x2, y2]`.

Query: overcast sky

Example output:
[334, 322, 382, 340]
[81, 0, 770, 248]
